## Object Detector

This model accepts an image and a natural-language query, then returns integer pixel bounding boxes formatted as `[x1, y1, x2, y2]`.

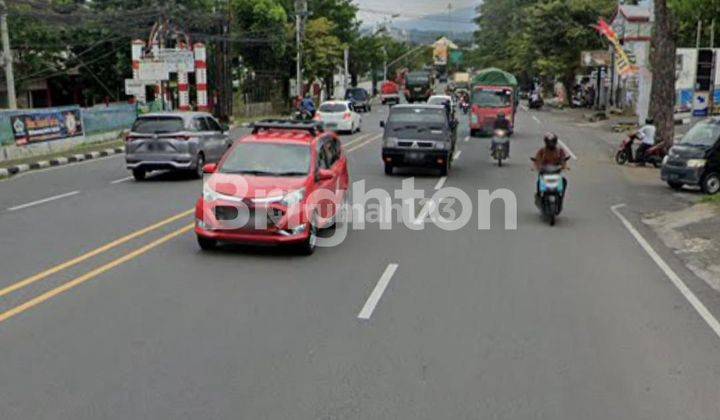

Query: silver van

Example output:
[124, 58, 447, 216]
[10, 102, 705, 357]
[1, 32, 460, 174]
[125, 112, 231, 180]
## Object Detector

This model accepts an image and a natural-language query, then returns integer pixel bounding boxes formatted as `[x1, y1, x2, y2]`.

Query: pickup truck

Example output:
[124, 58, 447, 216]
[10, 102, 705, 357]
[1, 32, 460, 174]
[380, 81, 400, 105]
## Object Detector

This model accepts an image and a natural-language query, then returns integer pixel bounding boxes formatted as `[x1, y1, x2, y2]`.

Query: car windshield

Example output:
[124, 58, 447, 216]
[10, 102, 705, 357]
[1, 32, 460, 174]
[407, 74, 429, 84]
[472, 90, 512, 107]
[346, 89, 367, 99]
[220, 142, 311, 176]
[679, 122, 720, 147]
[319, 103, 348, 113]
[131, 117, 185, 134]
[388, 108, 446, 126]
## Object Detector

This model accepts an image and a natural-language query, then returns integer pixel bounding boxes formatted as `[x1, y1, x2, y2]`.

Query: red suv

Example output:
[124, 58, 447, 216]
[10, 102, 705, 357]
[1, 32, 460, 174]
[194, 120, 349, 254]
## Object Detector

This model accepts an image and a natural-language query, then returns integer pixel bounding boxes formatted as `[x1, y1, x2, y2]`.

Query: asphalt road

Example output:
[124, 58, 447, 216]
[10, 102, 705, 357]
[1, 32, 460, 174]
[1, 95, 720, 419]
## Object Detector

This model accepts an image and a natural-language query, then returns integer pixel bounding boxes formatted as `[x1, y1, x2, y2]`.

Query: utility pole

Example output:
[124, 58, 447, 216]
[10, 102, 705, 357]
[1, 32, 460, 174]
[382, 45, 387, 82]
[343, 46, 349, 92]
[294, 0, 307, 99]
[696, 20, 702, 49]
[0, 0, 17, 109]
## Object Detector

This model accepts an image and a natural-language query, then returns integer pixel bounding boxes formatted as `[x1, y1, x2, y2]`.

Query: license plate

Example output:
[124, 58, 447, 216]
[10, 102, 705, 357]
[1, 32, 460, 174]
[406, 152, 423, 161]
[414, 87, 422, 92]
[668, 173, 679, 180]
[326, 123, 337, 128]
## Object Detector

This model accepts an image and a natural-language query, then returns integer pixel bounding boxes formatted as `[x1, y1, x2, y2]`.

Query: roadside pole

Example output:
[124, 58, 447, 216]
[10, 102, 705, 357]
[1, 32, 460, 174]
[294, 0, 307, 98]
[343, 46, 349, 92]
[0, 0, 17, 109]
[382, 46, 387, 82]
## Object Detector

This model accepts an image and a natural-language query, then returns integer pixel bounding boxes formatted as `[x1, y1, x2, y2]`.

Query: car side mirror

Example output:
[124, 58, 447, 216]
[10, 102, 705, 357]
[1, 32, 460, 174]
[317, 168, 334, 181]
[379, 121, 385, 128]
[203, 163, 217, 174]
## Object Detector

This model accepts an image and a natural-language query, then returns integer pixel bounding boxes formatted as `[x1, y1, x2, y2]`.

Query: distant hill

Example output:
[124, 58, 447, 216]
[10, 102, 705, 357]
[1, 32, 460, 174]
[406, 29, 474, 45]
[392, 6, 477, 33]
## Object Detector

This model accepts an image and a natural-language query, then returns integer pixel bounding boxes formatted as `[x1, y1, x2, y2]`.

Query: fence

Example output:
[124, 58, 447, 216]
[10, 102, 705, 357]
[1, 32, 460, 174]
[0, 104, 137, 146]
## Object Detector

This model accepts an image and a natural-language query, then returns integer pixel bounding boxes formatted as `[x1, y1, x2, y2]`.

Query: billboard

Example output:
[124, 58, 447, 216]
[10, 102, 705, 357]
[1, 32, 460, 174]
[11, 108, 84, 146]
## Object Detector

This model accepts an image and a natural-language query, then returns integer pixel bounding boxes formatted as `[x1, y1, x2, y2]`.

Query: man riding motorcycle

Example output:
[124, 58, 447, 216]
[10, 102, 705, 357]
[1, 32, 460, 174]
[633, 118, 656, 166]
[533, 132, 568, 193]
[494, 112, 511, 131]
[298, 94, 316, 119]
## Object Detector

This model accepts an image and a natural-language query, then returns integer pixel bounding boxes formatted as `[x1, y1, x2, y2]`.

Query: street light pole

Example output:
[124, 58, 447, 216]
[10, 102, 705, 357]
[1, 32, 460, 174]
[0, 0, 17, 109]
[382, 46, 387, 82]
[294, 0, 307, 98]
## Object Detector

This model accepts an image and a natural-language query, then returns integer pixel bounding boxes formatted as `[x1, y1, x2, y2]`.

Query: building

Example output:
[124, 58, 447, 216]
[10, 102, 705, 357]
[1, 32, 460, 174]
[609, 3, 653, 123]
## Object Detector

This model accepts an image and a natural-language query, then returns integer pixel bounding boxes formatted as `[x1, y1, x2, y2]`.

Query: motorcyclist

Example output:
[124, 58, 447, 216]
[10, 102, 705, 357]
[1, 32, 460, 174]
[533, 132, 568, 194]
[493, 112, 511, 131]
[633, 117, 656, 166]
[300, 94, 316, 119]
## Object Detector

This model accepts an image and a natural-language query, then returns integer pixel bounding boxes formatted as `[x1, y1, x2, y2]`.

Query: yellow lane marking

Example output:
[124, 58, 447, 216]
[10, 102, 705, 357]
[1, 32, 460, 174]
[0, 224, 194, 324]
[0, 133, 383, 323]
[0, 209, 194, 299]
[341, 132, 374, 148]
[346, 134, 381, 152]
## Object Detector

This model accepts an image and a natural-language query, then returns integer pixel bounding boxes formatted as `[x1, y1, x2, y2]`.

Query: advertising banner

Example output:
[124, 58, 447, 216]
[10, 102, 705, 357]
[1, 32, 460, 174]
[11, 108, 84, 146]
[675, 48, 697, 90]
[138, 60, 169, 81]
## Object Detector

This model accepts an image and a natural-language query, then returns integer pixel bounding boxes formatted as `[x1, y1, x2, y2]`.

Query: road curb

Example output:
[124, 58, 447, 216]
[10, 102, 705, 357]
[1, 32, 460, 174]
[0, 147, 124, 179]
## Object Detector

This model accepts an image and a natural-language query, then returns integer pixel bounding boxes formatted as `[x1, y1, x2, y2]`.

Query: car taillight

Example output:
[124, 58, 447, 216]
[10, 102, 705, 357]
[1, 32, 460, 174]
[313, 114, 322, 121]
[343, 112, 351, 120]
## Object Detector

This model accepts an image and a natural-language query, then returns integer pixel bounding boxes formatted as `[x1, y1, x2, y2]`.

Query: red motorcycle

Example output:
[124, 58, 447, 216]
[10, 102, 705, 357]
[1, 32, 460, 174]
[615, 134, 666, 168]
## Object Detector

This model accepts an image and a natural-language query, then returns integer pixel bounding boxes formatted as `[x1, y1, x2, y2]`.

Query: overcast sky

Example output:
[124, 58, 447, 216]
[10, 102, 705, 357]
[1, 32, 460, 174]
[354, 0, 481, 25]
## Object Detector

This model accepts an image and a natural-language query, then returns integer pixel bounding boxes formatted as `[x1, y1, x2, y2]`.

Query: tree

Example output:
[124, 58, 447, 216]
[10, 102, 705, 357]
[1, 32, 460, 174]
[649, 0, 677, 145]
[299, 17, 344, 87]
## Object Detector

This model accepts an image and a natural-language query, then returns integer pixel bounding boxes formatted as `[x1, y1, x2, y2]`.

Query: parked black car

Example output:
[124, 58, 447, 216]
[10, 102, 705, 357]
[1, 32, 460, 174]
[380, 104, 457, 176]
[344, 88, 371, 113]
[661, 118, 720, 194]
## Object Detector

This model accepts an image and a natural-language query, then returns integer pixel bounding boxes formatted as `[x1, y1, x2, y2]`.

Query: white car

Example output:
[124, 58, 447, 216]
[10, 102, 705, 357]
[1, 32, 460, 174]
[428, 94, 454, 108]
[315, 101, 362, 134]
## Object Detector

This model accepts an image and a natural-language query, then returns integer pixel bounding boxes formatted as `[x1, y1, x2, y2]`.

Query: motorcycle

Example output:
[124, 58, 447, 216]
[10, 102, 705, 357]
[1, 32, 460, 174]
[531, 157, 569, 226]
[615, 135, 666, 168]
[490, 129, 510, 166]
[293, 108, 314, 121]
[528, 93, 544, 109]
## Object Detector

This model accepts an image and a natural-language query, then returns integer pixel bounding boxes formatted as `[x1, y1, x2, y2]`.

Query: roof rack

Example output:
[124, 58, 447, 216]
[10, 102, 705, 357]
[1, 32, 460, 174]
[251, 119, 324, 136]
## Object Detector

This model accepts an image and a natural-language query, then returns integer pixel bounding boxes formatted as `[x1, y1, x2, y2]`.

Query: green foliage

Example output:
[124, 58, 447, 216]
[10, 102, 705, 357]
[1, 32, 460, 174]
[669, 0, 720, 47]
[299, 17, 345, 83]
[471, 0, 614, 86]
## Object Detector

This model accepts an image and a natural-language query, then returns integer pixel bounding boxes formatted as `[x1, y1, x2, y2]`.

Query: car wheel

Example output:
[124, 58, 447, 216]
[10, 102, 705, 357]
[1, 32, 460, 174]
[297, 218, 318, 255]
[667, 181, 684, 191]
[132, 169, 146, 181]
[439, 159, 449, 176]
[193, 153, 205, 179]
[701, 172, 720, 195]
[197, 235, 217, 251]
[384, 163, 393, 175]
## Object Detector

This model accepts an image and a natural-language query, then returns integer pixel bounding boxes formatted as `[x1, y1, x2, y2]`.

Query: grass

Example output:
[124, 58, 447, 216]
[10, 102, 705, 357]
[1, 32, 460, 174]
[700, 194, 720, 205]
[0, 138, 124, 169]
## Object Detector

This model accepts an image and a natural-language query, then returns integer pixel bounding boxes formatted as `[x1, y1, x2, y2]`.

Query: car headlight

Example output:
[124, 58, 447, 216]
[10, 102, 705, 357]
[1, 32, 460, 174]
[281, 188, 306, 207]
[662, 156, 668, 165]
[687, 159, 707, 168]
[435, 142, 446, 150]
[384, 137, 399, 147]
[203, 186, 219, 202]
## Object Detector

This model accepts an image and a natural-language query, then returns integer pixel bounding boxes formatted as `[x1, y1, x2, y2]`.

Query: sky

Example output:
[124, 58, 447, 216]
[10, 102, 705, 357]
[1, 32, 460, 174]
[354, 0, 481, 26]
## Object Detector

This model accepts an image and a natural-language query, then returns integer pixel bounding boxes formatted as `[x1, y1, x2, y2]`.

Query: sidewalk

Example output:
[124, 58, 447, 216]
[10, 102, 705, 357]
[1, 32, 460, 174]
[551, 106, 720, 290]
